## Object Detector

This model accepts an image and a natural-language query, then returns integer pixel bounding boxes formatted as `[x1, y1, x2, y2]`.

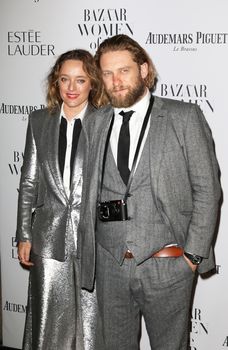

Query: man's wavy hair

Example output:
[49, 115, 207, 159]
[46, 49, 105, 112]
[94, 34, 157, 93]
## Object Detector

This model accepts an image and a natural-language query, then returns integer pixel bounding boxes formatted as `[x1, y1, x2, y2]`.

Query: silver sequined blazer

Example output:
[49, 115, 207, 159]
[16, 104, 95, 261]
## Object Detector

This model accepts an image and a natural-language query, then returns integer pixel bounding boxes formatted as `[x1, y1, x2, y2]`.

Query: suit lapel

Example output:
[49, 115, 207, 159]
[88, 107, 114, 209]
[45, 108, 68, 203]
[149, 96, 169, 195]
[96, 108, 114, 188]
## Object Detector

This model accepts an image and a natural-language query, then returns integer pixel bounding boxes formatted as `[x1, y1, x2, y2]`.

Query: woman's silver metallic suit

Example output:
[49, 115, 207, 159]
[16, 105, 97, 350]
[23, 236, 97, 350]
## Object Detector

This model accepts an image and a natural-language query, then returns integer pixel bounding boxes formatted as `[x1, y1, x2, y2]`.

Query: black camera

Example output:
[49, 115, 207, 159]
[98, 199, 128, 222]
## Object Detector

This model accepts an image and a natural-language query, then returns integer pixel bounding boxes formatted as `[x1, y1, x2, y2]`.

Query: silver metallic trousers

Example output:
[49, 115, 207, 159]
[22, 237, 97, 349]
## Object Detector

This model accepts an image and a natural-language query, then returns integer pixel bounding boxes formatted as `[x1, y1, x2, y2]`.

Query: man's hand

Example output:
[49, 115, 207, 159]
[18, 241, 34, 267]
[183, 254, 197, 272]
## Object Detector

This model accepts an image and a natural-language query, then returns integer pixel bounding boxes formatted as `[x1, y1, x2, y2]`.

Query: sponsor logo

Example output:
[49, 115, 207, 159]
[190, 308, 208, 349]
[12, 236, 18, 259]
[0, 103, 45, 121]
[77, 8, 134, 51]
[223, 336, 228, 347]
[8, 151, 24, 177]
[3, 300, 26, 313]
[215, 264, 221, 274]
[145, 31, 228, 52]
[157, 82, 214, 115]
[7, 30, 55, 56]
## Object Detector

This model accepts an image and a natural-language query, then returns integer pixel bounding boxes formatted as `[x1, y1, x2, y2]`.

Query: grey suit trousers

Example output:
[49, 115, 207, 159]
[96, 243, 195, 350]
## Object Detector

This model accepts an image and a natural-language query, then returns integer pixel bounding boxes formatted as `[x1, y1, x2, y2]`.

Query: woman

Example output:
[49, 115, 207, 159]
[16, 49, 102, 350]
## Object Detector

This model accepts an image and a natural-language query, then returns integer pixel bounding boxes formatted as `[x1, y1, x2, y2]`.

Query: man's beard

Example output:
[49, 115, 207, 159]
[105, 76, 146, 108]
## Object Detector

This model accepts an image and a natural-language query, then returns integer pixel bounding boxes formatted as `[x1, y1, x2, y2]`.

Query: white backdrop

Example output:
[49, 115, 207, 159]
[0, 0, 227, 348]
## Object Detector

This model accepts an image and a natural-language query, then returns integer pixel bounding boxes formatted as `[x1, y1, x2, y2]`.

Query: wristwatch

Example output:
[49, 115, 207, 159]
[184, 252, 203, 265]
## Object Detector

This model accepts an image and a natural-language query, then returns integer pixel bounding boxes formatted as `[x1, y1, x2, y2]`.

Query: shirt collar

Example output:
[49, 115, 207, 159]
[60, 102, 88, 122]
[114, 89, 151, 120]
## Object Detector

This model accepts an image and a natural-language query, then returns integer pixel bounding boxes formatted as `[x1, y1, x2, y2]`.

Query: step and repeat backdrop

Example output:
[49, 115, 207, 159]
[0, 0, 227, 348]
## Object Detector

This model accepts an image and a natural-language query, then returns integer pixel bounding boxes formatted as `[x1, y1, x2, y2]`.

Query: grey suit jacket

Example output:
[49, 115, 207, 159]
[16, 104, 95, 261]
[79, 96, 221, 290]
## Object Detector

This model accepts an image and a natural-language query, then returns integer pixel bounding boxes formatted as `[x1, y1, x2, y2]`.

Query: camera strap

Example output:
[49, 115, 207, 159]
[99, 95, 154, 203]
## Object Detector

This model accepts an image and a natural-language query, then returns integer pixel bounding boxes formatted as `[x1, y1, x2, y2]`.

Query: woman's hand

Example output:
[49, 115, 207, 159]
[18, 241, 34, 267]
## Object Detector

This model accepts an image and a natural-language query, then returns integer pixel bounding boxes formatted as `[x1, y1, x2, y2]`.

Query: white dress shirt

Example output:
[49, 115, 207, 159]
[110, 89, 151, 171]
[60, 103, 87, 198]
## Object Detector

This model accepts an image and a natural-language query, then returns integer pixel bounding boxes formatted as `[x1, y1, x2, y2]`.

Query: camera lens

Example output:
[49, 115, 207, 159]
[101, 205, 109, 219]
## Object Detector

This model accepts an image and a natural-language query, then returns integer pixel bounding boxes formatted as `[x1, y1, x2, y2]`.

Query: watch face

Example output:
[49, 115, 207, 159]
[185, 252, 202, 265]
[192, 256, 202, 265]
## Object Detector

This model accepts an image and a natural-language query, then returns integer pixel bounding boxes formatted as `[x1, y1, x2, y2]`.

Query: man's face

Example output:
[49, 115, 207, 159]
[100, 50, 148, 108]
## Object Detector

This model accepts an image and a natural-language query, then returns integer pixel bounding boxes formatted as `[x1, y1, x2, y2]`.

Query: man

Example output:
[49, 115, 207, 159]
[79, 35, 221, 349]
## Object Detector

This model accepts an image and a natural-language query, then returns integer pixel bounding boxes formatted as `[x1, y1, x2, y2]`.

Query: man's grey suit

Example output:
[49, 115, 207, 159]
[80, 95, 221, 349]
[80, 96, 221, 286]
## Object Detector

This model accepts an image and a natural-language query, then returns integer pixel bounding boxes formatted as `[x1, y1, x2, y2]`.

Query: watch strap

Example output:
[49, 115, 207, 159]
[184, 252, 203, 265]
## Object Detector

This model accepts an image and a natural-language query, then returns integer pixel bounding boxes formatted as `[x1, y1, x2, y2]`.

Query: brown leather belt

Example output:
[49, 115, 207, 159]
[124, 246, 183, 259]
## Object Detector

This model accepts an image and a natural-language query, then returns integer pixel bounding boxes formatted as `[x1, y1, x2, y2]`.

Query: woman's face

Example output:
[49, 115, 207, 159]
[58, 59, 92, 117]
